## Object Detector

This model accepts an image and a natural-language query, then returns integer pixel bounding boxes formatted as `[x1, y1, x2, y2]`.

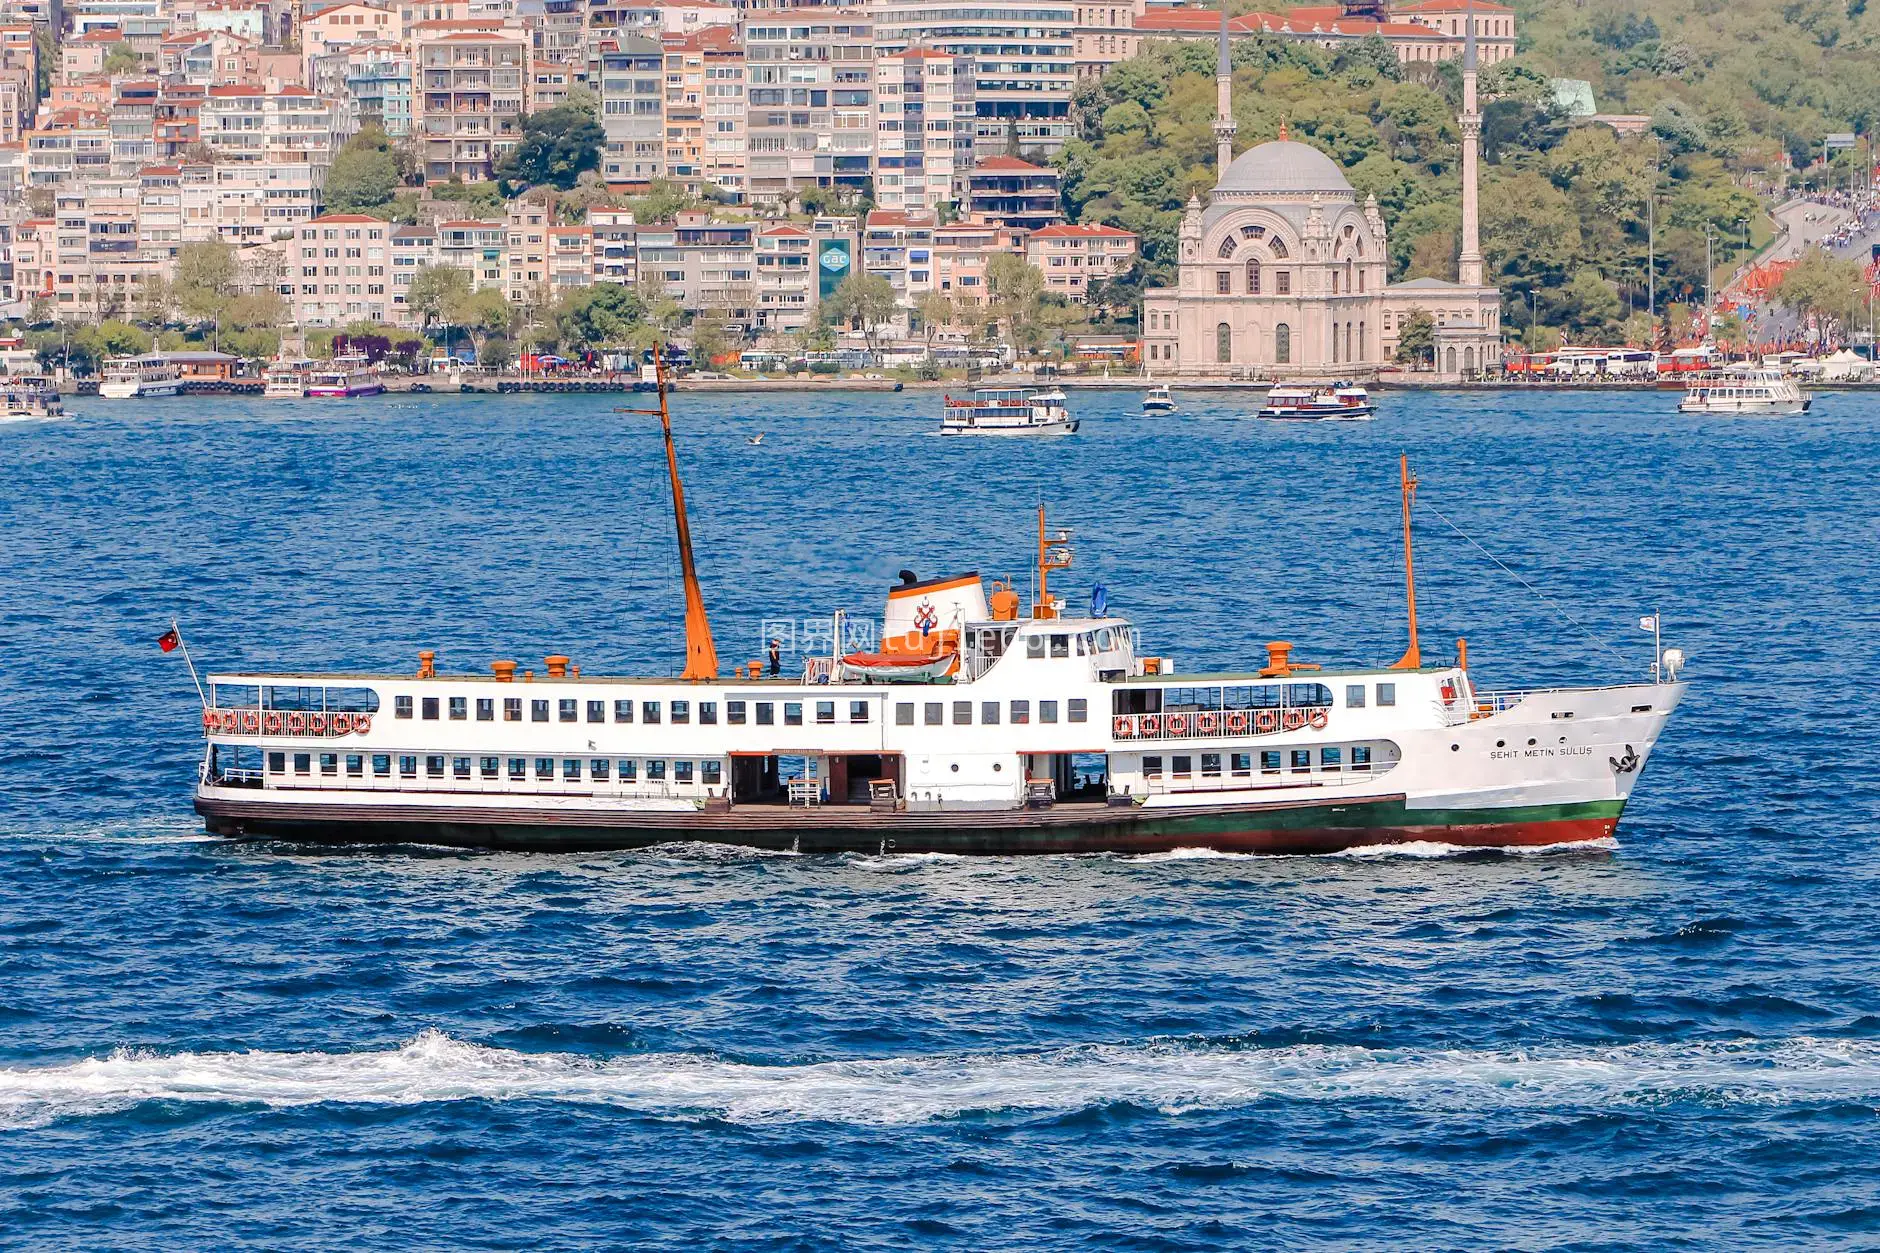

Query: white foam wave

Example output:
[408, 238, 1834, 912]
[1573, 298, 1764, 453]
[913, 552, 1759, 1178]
[3, 1031, 1876, 1131]
[1323, 837, 1620, 860]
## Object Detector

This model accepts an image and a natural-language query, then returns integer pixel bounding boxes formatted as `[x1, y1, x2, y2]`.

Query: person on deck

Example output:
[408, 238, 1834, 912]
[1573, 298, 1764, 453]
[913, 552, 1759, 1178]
[768, 639, 781, 677]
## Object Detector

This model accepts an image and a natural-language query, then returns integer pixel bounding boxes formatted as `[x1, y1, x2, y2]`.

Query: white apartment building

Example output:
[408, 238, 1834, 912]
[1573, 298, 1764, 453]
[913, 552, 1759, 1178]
[290, 211, 393, 326]
[1023, 221, 1137, 302]
[742, 10, 873, 206]
[869, 0, 1076, 156]
[413, 21, 529, 182]
[592, 32, 664, 188]
[200, 85, 354, 176]
[873, 48, 972, 216]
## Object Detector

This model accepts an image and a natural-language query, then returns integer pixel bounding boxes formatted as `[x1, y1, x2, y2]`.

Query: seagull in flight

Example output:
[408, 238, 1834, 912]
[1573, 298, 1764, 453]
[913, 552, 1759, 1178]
[747, 432, 767, 445]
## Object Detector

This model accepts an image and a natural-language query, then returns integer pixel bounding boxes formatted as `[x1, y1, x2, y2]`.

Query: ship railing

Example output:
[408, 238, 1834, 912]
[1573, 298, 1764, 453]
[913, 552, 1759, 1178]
[1111, 708, 1330, 740]
[803, 656, 835, 685]
[1441, 688, 1553, 725]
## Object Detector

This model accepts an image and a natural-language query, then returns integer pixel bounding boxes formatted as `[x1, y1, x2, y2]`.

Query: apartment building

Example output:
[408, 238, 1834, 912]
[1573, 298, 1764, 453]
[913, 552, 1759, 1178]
[0, 23, 39, 145]
[964, 156, 1061, 231]
[636, 210, 752, 318]
[752, 215, 854, 333]
[158, 28, 264, 86]
[742, 10, 872, 206]
[290, 211, 393, 326]
[301, 1, 403, 65]
[592, 33, 663, 189]
[932, 214, 1024, 312]
[588, 205, 635, 284]
[177, 160, 319, 241]
[111, 79, 159, 174]
[39, 183, 169, 319]
[860, 207, 933, 308]
[332, 42, 412, 135]
[695, 23, 742, 200]
[870, 0, 1075, 157]
[502, 196, 548, 304]
[25, 110, 112, 189]
[388, 219, 435, 324]
[873, 48, 972, 217]
[153, 82, 204, 158]
[200, 84, 353, 174]
[413, 20, 529, 182]
[1023, 221, 1136, 301]
[436, 217, 505, 286]
[660, 28, 710, 197]
[545, 223, 590, 291]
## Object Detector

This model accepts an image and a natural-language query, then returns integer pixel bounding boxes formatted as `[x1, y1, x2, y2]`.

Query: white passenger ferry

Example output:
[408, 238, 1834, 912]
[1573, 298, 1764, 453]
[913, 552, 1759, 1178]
[99, 354, 182, 399]
[263, 358, 316, 398]
[189, 367, 1685, 855]
[306, 356, 385, 398]
[1677, 366, 1809, 416]
[1, 375, 63, 418]
[1257, 381, 1374, 420]
[940, 386, 1077, 435]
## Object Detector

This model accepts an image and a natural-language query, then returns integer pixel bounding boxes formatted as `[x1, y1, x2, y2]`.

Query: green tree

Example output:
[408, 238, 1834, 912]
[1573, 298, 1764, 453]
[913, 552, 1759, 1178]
[555, 283, 647, 350]
[986, 253, 1047, 351]
[688, 314, 732, 367]
[324, 126, 402, 214]
[627, 179, 699, 225]
[822, 273, 899, 362]
[173, 240, 240, 326]
[103, 43, 139, 74]
[1394, 308, 1435, 368]
[446, 286, 515, 363]
[406, 264, 472, 336]
[1774, 250, 1866, 329]
[495, 105, 605, 191]
[913, 289, 955, 353]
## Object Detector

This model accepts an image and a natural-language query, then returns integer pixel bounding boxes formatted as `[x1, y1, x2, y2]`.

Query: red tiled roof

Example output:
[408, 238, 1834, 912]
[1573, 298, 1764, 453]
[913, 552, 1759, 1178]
[70, 27, 124, 42]
[865, 210, 935, 227]
[760, 224, 809, 236]
[311, 213, 388, 223]
[1031, 223, 1136, 239]
[972, 156, 1049, 172]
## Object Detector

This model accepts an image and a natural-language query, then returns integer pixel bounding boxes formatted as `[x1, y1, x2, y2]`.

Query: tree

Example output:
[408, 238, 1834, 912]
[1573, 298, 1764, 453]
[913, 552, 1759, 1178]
[913, 290, 955, 354]
[627, 179, 699, 225]
[688, 314, 732, 367]
[1394, 308, 1435, 367]
[555, 283, 647, 350]
[822, 273, 898, 362]
[103, 43, 139, 74]
[495, 105, 605, 191]
[173, 240, 240, 326]
[406, 264, 472, 337]
[445, 286, 514, 363]
[1774, 250, 1865, 330]
[324, 126, 401, 214]
[986, 253, 1047, 351]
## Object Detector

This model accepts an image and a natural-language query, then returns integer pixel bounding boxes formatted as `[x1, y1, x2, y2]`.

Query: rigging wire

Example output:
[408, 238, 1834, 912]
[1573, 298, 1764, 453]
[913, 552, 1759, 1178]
[1422, 500, 1633, 669]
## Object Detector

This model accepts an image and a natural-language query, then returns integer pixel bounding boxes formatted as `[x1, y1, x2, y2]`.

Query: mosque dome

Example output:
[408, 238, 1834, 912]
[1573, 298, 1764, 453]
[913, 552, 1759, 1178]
[1215, 140, 1353, 196]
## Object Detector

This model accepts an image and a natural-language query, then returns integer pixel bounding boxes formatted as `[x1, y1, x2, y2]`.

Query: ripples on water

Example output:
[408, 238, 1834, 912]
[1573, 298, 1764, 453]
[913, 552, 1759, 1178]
[2, 390, 1878, 1247]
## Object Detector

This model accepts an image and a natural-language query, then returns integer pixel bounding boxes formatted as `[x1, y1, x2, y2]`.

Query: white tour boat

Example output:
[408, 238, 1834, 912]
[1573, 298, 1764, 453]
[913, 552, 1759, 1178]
[1142, 385, 1177, 413]
[1677, 366, 1809, 416]
[2, 375, 64, 418]
[263, 358, 316, 398]
[305, 356, 385, 398]
[99, 354, 182, 399]
[1257, 381, 1374, 420]
[186, 362, 1686, 856]
[940, 386, 1078, 435]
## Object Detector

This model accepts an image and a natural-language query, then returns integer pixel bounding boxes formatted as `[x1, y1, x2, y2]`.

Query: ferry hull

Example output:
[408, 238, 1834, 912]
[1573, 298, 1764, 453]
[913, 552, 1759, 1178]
[194, 793, 1624, 856]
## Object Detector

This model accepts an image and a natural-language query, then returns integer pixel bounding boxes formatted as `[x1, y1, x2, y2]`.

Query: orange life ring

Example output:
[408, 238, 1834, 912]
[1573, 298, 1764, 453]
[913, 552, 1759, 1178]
[308, 713, 328, 735]
[264, 711, 283, 735]
[1254, 709, 1278, 733]
[201, 709, 217, 732]
[1139, 714, 1161, 737]
[1283, 708, 1307, 731]
[331, 712, 354, 735]
[1225, 711, 1250, 734]
[1197, 711, 1219, 734]
[221, 709, 240, 733]
[241, 710, 260, 734]
[354, 713, 372, 735]
[285, 712, 306, 735]
[1309, 708, 1329, 730]
[1164, 713, 1188, 735]
[1113, 715, 1134, 738]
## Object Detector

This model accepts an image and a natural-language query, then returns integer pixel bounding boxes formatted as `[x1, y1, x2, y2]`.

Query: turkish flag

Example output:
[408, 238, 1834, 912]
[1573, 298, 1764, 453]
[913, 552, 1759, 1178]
[157, 627, 179, 653]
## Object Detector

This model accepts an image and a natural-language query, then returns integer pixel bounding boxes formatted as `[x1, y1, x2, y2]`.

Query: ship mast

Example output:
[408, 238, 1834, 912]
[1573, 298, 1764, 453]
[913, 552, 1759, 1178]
[619, 349, 718, 680]
[1389, 454, 1421, 670]
[1032, 505, 1073, 620]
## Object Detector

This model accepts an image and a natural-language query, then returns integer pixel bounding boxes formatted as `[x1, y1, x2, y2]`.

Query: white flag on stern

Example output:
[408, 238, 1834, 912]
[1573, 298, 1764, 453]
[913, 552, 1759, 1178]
[1638, 615, 1658, 632]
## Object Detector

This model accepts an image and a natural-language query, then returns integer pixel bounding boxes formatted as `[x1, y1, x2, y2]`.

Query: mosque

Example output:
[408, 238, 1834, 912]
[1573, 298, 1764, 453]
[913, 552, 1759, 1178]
[1140, 11, 1503, 379]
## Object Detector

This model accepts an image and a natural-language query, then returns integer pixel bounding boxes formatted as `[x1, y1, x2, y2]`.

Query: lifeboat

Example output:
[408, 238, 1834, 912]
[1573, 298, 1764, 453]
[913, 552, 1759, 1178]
[837, 570, 985, 682]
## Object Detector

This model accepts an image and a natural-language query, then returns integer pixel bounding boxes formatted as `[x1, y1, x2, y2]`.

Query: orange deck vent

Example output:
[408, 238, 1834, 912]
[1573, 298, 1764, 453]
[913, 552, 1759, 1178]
[491, 660, 517, 682]
[544, 655, 570, 678]
[990, 581, 1020, 622]
[570, 664, 581, 679]
[747, 661, 763, 679]
[417, 650, 436, 679]
[1259, 641, 1293, 677]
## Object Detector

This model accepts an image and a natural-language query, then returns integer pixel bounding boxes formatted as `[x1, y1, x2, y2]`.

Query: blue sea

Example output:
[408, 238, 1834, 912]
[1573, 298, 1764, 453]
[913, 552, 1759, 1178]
[2, 387, 1878, 1249]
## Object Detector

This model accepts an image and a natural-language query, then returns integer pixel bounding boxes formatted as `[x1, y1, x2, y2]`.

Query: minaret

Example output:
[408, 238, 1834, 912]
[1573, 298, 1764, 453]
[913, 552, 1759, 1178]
[1213, 7, 1236, 175]
[1457, 0, 1484, 286]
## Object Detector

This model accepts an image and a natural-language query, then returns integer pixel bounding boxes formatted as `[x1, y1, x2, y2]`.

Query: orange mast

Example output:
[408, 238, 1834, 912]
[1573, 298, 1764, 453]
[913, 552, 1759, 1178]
[1390, 454, 1421, 671]
[619, 349, 718, 680]
[1032, 505, 1073, 620]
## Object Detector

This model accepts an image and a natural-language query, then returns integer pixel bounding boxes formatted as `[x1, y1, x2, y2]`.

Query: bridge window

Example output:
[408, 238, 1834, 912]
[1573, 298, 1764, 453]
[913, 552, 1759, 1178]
[373, 755, 391, 777]
[532, 699, 549, 722]
[1376, 682, 1396, 707]
[400, 755, 417, 777]
[643, 701, 661, 724]
[675, 761, 694, 784]
[1346, 684, 1365, 708]
[422, 697, 439, 720]
[426, 755, 444, 778]
[727, 700, 746, 724]
[477, 698, 494, 721]
[703, 761, 722, 785]
[563, 759, 580, 781]
[535, 757, 553, 779]
[504, 697, 521, 721]
[784, 702, 802, 726]
[647, 760, 666, 781]
[1143, 755, 1163, 777]
[559, 699, 577, 722]
[1216, 237, 1236, 259]
[981, 701, 1000, 724]
[1027, 635, 1047, 658]
[591, 759, 609, 780]
[757, 702, 774, 725]
[1261, 750, 1280, 774]
[1050, 635, 1069, 658]
[1040, 700, 1058, 723]
[672, 700, 690, 724]
[817, 700, 836, 724]
[619, 760, 637, 781]
[1069, 698, 1087, 723]
[395, 695, 413, 719]
[616, 699, 634, 722]
[700, 702, 718, 725]
[508, 757, 526, 780]
[588, 700, 606, 723]
[953, 700, 972, 725]
[1011, 700, 1030, 724]
[453, 757, 471, 780]
[852, 701, 870, 723]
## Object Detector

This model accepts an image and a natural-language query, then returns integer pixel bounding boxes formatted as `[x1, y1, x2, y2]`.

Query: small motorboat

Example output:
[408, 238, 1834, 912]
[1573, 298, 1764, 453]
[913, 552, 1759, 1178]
[1257, 381, 1374, 420]
[1142, 384, 1176, 413]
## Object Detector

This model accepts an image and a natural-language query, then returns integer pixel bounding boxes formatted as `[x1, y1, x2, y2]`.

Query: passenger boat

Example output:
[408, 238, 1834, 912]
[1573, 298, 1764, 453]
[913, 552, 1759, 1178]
[1257, 381, 1374, 420]
[1142, 385, 1176, 413]
[1, 375, 64, 418]
[1676, 366, 1809, 416]
[305, 356, 385, 398]
[188, 357, 1686, 856]
[263, 358, 315, 398]
[99, 354, 183, 399]
[940, 386, 1077, 435]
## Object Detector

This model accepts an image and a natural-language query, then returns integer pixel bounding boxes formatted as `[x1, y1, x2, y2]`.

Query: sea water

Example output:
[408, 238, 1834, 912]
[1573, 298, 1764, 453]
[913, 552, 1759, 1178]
[1, 388, 1877, 1248]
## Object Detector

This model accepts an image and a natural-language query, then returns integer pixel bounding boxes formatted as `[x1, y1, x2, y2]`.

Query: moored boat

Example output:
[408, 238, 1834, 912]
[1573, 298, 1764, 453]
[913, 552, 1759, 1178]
[1, 375, 64, 418]
[1677, 366, 1808, 416]
[1257, 381, 1374, 420]
[99, 354, 182, 399]
[263, 358, 315, 398]
[940, 386, 1077, 435]
[187, 359, 1685, 857]
[1142, 385, 1177, 413]
[305, 356, 385, 398]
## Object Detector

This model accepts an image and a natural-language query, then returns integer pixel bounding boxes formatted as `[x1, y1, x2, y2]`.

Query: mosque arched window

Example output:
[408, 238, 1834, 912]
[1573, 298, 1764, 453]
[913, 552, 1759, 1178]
[1216, 322, 1232, 363]
[1274, 323, 1290, 364]
[1269, 237, 1288, 259]
[1239, 224, 1266, 240]
[1245, 261, 1260, 294]
[1217, 237, 1237, 259]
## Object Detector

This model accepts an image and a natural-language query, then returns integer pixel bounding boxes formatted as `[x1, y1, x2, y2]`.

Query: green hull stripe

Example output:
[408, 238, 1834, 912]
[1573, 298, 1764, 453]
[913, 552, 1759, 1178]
[1135, 798, 1624, 838]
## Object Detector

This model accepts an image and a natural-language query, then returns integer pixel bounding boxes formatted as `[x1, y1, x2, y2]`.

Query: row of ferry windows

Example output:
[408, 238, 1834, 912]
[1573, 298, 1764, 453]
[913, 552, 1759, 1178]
[1144, 746, 1372, 777]
[894, 698, 1089, 726]
[267, 751, 722, 784]
[392, 695, 868, 726]
[1115, 682, 1394, 715]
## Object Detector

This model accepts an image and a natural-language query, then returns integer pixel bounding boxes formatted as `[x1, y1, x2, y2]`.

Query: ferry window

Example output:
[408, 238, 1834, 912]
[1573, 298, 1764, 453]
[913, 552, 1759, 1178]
[559, 699, 578, 723]
[591, 759, 609, 780]
[588, 700, 606, 723]
[757, 702, 774, 726]
[535, 757, 554, 779]
[851, 701, 869, 724]
[1353, 746, 1372, 770]
[1261, 751, 1280, 774]
[647, 759, 667, 781]
[817, 701, 835, 724]
[268, 751, 286, 774]
[481, 756, 498, 779]
[1011, 700, 1030, 724]
[1143, 755, 1163, 776]
[925, 702, 943, 726]
[294, 753, 312, 775]
[453, 757, 471, 780]
[477, 698, 494, 721]
[396, 695, 413, 719]
[727, 700, 746, 724]
[346, 754, 363, 777]
[1113, 689, 1162, 715]
[426, 755, 444, 778]
[1026, 635, 1046, 658]
[1286, 683, 1333, 708]
[1075, 635, 1087, 656]
[675, 761, 694, 784]
[619, 760, 637, 781]
[1069, 698, 1087, 723]
[508, 757, 526, 780]
[700, 701, 718, 725]
[1230, 752, 1252, 776]
[1172, 755, 1192, 777]
[982, 701, 1000, 725]
[643, 701, 661, 724]
[1290, 749, 1311, 773]
[1050, 635, 1069, 658]
[953, 700, 972, 725]
[672, 700, 690, 724]
[615, 699, 634, 723]
[505, 698, 522, 722]
[1346, 684, 1365, 708]
[532, 699, 549, 723]
[703, 760, 722, 785]
[400, 755, 418, 778]
[1376, 683, 1396, 707]
[449, 696, 467, 721]
[1041, 701, 1060, 723]
[1201, 753, 1221, 777]
[563, 759, 580, 781]
[373, 754, 391, 777]
[785, 702, 803, 726]
[422, 697, 439, 720]
[1321, 747, 1342, 771]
